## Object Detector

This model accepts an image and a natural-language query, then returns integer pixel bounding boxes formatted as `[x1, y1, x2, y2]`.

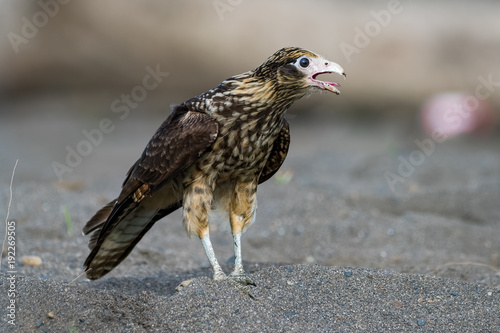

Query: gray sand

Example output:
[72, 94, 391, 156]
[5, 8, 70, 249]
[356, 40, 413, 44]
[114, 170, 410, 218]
[2, 265, 499, 332]
[1, 117, 499, 332]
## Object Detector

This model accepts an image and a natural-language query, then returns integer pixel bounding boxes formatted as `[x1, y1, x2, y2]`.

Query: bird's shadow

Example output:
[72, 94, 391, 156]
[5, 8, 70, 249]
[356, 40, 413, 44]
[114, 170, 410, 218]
[79, 261, 279, 297]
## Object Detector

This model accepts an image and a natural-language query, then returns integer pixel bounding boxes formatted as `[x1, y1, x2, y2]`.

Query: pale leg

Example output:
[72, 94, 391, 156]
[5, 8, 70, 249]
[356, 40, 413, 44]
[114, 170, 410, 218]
[230, 232, 245, 276]
[229, 232, 255, 285]
[201, 233, 226, 280]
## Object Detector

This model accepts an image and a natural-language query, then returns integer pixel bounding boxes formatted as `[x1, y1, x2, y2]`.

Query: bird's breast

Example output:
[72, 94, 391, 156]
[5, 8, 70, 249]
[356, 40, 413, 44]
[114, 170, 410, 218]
[197, 115, 282, 182]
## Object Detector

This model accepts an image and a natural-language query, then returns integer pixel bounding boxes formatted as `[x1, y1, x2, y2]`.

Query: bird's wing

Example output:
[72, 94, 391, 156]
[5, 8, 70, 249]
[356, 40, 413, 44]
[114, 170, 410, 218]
[259, 118, 290, 184]
[119, 105, 219, 201]
[83, 105, 218, 279]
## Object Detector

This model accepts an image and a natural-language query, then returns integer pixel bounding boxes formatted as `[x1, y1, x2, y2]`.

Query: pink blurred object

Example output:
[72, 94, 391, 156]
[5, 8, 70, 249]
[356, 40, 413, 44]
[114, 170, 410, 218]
[421, 93, 497, 137]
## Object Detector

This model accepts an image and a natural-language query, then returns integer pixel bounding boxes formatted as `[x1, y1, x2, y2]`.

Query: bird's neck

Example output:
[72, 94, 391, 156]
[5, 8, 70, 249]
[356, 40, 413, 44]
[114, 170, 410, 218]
[222, 71, 304, 114]
[183, 71, 303, 126]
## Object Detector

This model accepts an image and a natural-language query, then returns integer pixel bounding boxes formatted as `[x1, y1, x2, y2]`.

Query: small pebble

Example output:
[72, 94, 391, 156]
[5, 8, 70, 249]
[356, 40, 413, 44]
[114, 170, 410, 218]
[284, 312, 295, 318]
[389, 300, 403, 308]
[175, 279, 194, 292]
[451, 291, 458, 296]
[417, 319, 426, 326]
[344, 271, 352, 277]
[305, 256, 315, 263]
[48, 312, 55, 319]
[36, 321, 44, 328]
[21, 256, 43, 267]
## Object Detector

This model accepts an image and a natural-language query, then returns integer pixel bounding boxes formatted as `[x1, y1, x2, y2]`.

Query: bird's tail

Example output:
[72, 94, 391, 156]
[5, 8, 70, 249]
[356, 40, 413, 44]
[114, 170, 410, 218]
[83, 199, 181, 280]
[82, 200, 116, 251]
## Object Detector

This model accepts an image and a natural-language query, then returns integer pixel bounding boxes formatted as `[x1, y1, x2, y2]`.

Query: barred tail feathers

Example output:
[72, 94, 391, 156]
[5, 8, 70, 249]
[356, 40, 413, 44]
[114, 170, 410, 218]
[84, 203, 159, 279]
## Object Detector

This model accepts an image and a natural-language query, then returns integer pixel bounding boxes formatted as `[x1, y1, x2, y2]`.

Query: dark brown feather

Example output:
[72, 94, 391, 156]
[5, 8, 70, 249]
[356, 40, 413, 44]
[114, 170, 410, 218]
[84, 202, 181, 279]
[82, 200, 116, 236]
[259, 119, 290, 184]
[119, 105, 219, 202]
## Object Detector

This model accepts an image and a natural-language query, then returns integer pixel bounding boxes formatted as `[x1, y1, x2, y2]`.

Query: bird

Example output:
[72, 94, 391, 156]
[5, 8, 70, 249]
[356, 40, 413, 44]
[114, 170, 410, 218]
[83, 47, 345, 285]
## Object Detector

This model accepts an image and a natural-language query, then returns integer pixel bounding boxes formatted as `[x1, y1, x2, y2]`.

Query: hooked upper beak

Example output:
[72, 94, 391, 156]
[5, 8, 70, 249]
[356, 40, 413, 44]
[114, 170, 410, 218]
[309, 60, 346, 95]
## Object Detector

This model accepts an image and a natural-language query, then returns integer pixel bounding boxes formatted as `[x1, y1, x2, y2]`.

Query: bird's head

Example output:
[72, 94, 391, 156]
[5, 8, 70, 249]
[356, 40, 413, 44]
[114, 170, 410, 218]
[254, 47, 346, 97]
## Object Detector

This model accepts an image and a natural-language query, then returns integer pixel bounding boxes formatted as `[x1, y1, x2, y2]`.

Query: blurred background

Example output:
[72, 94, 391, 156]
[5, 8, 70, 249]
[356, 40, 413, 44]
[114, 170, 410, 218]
[1, 0, 499, 181]
[0, 1, 499, 284]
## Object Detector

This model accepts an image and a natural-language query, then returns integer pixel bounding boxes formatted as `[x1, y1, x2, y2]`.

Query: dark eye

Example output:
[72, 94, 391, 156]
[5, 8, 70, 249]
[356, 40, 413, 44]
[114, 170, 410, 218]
[299, 57, 310, 68]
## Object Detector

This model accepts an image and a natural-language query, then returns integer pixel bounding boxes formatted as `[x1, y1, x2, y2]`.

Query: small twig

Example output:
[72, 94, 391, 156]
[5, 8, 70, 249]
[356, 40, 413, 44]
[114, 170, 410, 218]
[1, 159, 19, 271]
[441, 261, 499, 273]
[68, 270, 87, 285]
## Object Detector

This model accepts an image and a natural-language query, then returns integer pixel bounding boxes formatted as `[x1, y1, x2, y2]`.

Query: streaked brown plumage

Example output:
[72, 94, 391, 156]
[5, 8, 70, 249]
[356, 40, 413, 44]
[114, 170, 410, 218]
[83, 47, 345, 283]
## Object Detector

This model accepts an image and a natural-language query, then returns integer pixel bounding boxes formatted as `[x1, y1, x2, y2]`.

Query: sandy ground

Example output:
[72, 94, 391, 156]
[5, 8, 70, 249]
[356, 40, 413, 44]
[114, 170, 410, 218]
[0, 112, 499, 332]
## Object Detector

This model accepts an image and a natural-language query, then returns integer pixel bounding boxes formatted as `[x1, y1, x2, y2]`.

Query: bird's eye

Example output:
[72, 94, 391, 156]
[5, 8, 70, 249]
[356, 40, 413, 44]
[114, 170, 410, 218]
[299, 57, 310, 68]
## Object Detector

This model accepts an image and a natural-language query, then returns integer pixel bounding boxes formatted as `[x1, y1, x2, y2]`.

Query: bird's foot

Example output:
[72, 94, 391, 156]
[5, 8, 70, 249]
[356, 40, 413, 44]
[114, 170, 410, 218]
[210, 266, 256, 299]
[210, 270, 256, 299]
[229, 271, 256, 286]
[227, 277, 257, 300]
[212, 268, 227, 281]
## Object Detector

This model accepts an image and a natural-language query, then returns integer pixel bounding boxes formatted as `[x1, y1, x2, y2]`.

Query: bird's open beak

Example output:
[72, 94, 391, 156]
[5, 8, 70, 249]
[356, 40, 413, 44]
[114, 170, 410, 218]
[309, 60, 346, 95]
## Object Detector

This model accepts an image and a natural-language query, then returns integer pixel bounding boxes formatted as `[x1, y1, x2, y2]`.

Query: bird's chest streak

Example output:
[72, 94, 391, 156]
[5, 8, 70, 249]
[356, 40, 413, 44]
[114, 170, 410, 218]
[199, 116, 282, 182]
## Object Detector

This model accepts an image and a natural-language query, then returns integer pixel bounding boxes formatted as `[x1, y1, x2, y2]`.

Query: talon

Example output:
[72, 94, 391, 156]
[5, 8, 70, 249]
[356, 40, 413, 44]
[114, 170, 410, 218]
[212, 272, 257, 299]
[228, 279, 257, 300]
[229, 272, 256, 286]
